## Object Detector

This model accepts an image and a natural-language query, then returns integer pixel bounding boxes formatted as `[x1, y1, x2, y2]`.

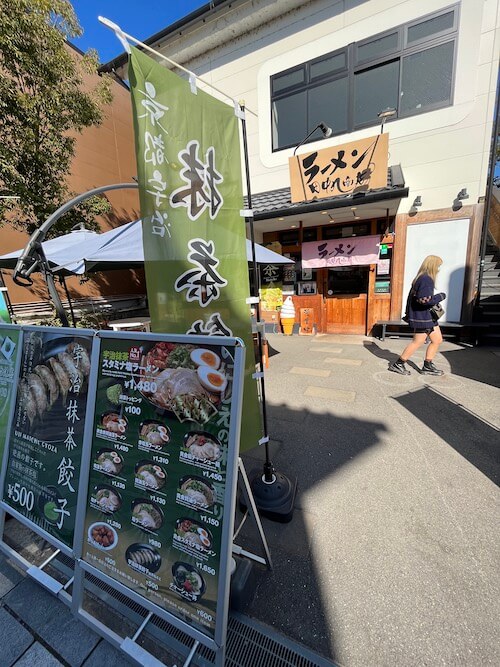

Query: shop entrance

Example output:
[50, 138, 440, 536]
[324, 266, 370, 334]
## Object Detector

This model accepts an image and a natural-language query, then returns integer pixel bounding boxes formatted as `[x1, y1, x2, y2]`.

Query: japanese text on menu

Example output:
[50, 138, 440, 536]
[3, 330, 93, 547]
[83, 335, 236, 639]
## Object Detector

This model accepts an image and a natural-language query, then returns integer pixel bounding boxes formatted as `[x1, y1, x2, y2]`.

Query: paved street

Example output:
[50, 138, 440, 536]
[240, 334, 500, 666]
[0, 333, 499, 666]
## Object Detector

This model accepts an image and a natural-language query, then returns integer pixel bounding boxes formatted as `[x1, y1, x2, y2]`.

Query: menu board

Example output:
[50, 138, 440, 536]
[0, 326, 20, 463]
[81, 334, 242, 640]
[2, 327, 94, 549]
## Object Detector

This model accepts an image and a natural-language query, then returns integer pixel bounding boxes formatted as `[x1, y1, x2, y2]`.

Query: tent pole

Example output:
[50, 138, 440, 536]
[12, 183, 138, 327]
[60, 276, 77, 328]
[35, 245, 70, 327]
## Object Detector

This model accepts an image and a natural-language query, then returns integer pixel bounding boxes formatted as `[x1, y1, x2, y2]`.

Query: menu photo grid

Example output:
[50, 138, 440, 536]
[81, 335, 239, 639]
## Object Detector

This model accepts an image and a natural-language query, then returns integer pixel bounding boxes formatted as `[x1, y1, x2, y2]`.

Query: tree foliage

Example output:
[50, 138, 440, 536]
[0, 0, 113, 237]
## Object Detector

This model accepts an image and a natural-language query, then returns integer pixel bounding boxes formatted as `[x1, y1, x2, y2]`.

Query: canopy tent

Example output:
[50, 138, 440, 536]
[0, 220, 293, 275]
[0, 229, 101, 275]
[84, 220, 293, 271]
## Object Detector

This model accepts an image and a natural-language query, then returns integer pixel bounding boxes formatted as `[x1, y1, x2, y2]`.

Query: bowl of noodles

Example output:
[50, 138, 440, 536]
[137, 342, 228, 424]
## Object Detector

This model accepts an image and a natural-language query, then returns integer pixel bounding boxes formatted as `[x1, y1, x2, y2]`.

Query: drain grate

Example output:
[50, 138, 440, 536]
[57, 559, 336, 667]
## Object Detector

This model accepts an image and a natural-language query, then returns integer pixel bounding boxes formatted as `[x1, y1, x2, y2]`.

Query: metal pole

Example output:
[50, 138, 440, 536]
[61, 276, 77, 328]
[12, 183, 138, 327]
[0, 270, 15, 322]
[476, 74, 500, 304]
[13, 183, 138, 285]
[239, 104, 275, 482]
[39, 255, 70, 327]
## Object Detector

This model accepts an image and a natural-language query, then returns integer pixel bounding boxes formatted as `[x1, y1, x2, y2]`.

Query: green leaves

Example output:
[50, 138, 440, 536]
[0, 0, 113, 235]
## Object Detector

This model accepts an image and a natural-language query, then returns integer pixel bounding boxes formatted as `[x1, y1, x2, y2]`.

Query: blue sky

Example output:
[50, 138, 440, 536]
[71, 1, 209, 64]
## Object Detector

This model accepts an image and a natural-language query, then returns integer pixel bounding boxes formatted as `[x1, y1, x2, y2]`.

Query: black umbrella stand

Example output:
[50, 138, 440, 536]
[239, 104, 297, 523]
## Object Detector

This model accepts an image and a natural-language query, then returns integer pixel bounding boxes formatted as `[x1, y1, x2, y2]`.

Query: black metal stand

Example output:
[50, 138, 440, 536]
[60, 276, 77, 327]
[239, 104, 296, 522]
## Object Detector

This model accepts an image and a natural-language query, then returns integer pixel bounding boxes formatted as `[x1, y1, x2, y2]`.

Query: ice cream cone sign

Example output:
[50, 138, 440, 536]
[280, 296, 295, 335]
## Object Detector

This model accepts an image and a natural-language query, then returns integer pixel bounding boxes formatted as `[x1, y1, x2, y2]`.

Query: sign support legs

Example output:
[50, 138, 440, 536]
[235, 458, 272, 570]
[0, 506, 70, 599]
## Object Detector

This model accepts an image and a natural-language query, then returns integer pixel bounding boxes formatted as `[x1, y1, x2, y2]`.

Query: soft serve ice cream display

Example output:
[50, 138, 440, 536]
[280, 296, 295, 335]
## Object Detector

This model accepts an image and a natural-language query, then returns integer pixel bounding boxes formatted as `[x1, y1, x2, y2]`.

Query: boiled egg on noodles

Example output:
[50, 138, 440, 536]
[190, 348, 221, 369]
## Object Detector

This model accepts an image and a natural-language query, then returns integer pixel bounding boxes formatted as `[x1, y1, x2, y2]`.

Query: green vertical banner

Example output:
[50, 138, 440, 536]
[128, 48, 262, 452]
[0, 290, 11, 324]
[0, 327, 20, 464]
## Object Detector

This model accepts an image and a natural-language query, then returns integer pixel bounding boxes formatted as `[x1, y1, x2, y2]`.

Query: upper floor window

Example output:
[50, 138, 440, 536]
[270, 5, 458, 151]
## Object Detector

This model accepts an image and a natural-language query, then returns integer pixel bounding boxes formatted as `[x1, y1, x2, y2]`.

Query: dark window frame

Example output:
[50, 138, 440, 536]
[270, 3, 459, 152]
[404, 6, 458, 49]
[355, 28, 402, 66]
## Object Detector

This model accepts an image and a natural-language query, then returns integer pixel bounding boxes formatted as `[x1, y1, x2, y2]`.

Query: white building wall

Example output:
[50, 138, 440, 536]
[160, 0, 499, 214]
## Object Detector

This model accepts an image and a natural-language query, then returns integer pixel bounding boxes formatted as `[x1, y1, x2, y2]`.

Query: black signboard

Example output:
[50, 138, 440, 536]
[2, 327, 94, 551]
[79, 333, 244, 642]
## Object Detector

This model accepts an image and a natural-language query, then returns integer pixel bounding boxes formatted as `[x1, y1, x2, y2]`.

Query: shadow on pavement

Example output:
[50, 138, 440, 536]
[393, 385, 500, 487]
[267, 341, 280, 358]
[440, 347, 500, 389]
[237, 404, 387, 663]
[362, 339, 499, 377]
[362, 339, 426, 372]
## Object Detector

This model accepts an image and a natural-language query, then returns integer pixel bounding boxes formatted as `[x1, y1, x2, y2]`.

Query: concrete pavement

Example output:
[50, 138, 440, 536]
[0, 333, 498, 666]
[240, 334, 500, 666]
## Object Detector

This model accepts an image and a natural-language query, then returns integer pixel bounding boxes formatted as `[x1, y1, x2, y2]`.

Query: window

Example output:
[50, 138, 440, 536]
[279, 229, 300, 245]
[270, 5, 459, 150]
[303, 227, 318, 242]
[322, 222, 370, 240]
[309, 77, 349, 135]
[354, 60, 400, 126]
[356, 31, 400, 64]
[400, 41, 455, 114]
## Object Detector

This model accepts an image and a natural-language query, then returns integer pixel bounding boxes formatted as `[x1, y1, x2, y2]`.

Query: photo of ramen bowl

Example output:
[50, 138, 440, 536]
[37, 485, 63, 525]
[178, 475, 216, 509]
[125, 543, 162, 574]
[138, 420, 171, 449]
[183, 431, 222, 462]
[100, 411, 127, 435]
[88, 522, 118, 550]
[134, 460, 167, 491]
[171, 562, 206, 601]
[91, 485, 122, 514]
[135, 342, 223, 423]
[175, 518, 213, 552]
[131, 498, 164, 532]
[94, 449, 124, 476]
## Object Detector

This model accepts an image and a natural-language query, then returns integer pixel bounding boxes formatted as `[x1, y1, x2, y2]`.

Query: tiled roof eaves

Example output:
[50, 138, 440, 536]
[247, 164, 407, 217]
[251, 185, 409, 221]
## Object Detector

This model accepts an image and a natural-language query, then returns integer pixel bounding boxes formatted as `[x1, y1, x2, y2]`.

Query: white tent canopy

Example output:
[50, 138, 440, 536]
[84, 220, 294, 271]
[0, 229, 101, 274]
[0, 220, 293, 275]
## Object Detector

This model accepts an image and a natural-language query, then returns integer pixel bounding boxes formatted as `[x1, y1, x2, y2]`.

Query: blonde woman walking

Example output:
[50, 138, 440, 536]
[389, 255, 446, 376]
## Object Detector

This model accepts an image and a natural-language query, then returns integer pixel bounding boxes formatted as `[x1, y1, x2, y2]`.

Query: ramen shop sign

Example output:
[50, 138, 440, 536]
[289, 133, 389, 203]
